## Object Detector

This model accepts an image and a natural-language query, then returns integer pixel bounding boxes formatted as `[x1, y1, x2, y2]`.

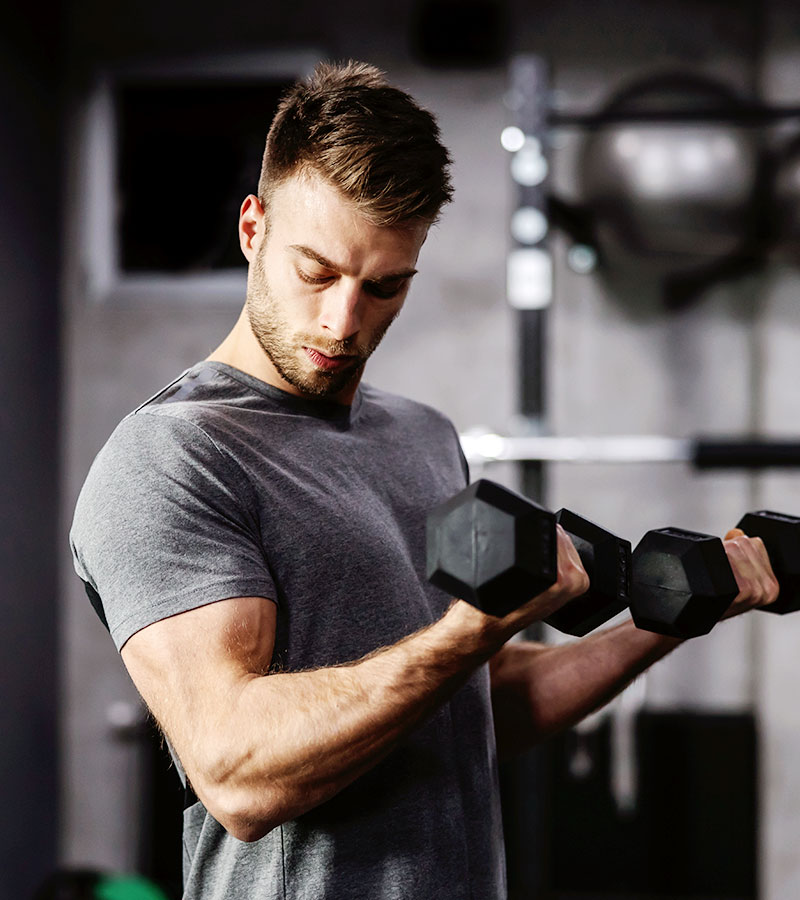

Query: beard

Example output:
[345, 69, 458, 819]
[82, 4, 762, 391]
[246, 251, 397, 399]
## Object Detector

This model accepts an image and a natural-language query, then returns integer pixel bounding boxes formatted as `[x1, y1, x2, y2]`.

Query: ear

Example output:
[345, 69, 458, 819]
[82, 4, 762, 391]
[238, 194, 266, 262]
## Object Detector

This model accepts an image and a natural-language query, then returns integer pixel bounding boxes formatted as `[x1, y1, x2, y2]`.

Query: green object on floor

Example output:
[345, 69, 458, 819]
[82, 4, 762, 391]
[95, 874, 170, 900]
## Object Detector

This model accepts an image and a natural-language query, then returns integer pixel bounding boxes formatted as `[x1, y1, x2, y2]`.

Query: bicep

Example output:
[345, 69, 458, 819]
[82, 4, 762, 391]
[120, 596, 277, 776]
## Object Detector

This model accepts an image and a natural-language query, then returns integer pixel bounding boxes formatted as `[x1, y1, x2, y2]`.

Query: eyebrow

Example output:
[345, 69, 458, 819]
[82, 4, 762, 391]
[287, 244, 418, 283]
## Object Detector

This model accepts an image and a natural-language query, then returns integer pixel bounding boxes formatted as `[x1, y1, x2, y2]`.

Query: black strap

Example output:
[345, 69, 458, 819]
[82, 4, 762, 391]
[184, 783, 199, 810]
[83, 581, 110, 632]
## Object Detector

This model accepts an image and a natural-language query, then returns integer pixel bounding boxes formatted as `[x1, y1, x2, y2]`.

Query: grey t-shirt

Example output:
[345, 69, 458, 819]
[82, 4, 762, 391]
[70, 361, 506, 899]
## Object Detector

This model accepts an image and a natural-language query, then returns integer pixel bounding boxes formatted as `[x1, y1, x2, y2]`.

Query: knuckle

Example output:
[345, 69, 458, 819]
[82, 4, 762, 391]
[766, 578, 780, 605]
[727, 543, 743, 561]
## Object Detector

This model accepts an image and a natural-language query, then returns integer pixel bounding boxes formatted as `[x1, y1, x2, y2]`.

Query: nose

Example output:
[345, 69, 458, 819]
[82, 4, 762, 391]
[318, 281, 363, 342]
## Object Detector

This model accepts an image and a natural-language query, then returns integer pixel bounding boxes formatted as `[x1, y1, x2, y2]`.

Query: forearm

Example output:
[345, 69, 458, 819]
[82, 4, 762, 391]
[490, 620, 681, 758]
[196, 600, 499, 840]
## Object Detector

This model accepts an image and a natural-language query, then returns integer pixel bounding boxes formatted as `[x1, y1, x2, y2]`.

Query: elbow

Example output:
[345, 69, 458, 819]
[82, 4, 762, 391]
[200, 776, 293, 843]
[189, 740, 325, 842]
[223, 815, 274, 844]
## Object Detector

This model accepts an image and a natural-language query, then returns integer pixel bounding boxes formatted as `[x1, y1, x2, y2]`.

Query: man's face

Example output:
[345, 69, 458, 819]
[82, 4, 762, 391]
[244, 171, 428, 403]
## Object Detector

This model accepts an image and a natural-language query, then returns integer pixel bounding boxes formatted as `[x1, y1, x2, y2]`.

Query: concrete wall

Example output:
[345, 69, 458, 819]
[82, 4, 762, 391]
[59, 1, 800, 896]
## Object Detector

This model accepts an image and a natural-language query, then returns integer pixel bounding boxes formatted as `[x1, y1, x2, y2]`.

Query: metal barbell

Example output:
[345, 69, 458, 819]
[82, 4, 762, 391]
[459, 433, 800, 469]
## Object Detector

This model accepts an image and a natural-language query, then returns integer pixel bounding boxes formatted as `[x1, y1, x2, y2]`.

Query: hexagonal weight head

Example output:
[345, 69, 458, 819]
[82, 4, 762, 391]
[737, 511, 800, 615]
[630, 527, 738, 639]
[544, 508, 631, 637]
[426, 479, 557, 618]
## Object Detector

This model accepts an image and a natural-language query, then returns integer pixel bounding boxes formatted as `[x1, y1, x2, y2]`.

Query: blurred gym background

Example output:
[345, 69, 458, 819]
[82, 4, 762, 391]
[5, 0, 800, 897]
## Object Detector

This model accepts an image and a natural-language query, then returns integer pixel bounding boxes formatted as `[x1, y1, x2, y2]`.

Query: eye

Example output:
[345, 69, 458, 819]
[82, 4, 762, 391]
[365, 280, 405, 300]
[296, 268, 333, 286]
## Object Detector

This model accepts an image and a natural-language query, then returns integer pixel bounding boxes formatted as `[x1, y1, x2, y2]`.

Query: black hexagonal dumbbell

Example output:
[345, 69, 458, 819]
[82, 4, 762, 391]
[736, 510, 800, 615]
[426, 479, 630, 632]
[629, 527, 739, 639]
[426, 480, 557, 618]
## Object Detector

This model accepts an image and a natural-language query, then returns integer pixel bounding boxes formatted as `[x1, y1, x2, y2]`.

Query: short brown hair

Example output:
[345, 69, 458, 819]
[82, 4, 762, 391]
[258, 60, 453, 226]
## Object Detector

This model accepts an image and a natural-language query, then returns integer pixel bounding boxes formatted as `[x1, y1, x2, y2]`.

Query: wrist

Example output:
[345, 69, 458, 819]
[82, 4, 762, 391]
[615, 618, 683, 661]
[439, 598, 510, 660]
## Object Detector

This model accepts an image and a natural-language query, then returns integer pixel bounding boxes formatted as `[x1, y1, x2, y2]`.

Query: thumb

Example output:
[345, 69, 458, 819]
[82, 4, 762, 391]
[724, 527, 745, 541]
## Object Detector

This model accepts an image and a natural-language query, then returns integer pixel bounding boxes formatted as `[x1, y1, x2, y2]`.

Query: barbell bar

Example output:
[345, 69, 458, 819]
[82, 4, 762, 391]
[459, 433, 800, 469]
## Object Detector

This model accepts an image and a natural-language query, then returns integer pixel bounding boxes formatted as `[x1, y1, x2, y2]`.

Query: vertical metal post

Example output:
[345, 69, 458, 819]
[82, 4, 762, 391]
[505, 54, 552, 503]
[519, 312, 547, 500]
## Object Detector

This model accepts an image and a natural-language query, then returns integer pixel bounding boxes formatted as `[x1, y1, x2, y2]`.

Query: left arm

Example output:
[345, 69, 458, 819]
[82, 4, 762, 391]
[489, 622, 678, 758]
[490, 529, 779, 759]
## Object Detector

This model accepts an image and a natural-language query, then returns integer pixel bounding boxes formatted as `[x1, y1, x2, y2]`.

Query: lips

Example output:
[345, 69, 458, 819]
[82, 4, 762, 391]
[303, 347, 358, 371]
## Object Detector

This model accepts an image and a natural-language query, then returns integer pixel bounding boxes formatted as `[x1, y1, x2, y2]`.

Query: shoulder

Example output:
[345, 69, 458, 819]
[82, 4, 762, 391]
[359, 383, 459, 435]
[130, 361, 256, 436]
[73, 365, 259, 538]
[92, 361, 271, 468]
[87, 407, 224, 489]
[70, 369, 273, 649]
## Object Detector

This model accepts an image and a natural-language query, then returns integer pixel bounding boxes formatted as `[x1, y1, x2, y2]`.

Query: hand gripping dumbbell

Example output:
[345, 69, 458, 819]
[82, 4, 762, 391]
[426, 479, 631, 636]
[629, 510, 800, 639]
[736, 510, 800, 614]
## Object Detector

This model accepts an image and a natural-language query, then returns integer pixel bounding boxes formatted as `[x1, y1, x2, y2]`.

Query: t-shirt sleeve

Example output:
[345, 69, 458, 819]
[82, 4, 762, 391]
[70, 411, 276, 651]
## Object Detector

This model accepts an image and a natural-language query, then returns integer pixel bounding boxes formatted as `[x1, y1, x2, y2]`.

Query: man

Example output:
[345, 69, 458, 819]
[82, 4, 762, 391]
[70, 61, 777, 899]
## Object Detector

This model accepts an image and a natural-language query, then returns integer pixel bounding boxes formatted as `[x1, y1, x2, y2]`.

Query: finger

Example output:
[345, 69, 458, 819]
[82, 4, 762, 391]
[724, 535, 779, 610]
[555, 523, 582, 565]
[738, 536, 778, 604]
[724, 527, 745, 541]
[554, 525, 590, 596]
[747, 535, 772, 569]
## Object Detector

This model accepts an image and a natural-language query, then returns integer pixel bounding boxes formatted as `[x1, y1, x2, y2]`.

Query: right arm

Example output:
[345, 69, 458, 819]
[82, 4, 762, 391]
[120, 527, 587, 843]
